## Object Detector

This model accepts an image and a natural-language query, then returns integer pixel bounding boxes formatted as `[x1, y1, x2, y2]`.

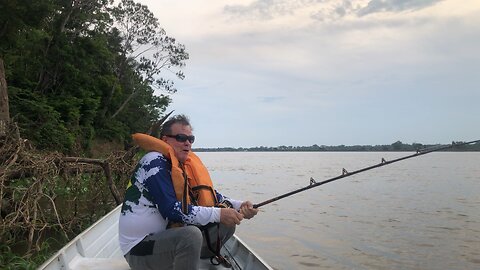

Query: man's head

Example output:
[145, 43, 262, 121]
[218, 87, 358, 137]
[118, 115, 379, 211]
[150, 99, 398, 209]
[161, 114, 195, 163]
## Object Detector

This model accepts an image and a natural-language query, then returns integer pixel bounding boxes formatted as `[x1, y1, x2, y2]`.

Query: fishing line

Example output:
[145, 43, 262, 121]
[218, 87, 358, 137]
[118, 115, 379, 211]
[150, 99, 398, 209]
[253, 139, 480, 209]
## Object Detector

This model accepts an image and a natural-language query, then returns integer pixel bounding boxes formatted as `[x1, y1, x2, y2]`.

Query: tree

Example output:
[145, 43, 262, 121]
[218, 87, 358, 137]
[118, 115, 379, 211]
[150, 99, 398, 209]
[34, 0, 111, 94]
[103, 0, 188, 119]
[0, 0, 54, 136]
[391, 140, 403, 151]
[1, 0, 187, 153]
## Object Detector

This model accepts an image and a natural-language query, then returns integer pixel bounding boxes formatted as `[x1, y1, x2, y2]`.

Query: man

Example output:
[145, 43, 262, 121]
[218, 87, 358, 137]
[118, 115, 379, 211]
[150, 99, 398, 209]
[119, 114, 258, 269]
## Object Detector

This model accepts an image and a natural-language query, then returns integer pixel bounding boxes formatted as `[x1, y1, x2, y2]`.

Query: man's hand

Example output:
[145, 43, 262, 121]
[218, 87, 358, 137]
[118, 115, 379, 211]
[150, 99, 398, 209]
[220, 208, 243, 226]
[240, 201, 258, 219]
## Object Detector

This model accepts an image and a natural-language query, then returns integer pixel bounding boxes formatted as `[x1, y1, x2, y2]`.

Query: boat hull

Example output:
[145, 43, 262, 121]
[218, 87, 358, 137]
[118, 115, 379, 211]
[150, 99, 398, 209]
[38, 205, 271, 270]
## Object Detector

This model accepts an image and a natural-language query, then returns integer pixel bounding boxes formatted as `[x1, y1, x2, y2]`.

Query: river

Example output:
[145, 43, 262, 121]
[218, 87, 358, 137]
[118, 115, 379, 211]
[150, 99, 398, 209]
[196, 152, 480, 270]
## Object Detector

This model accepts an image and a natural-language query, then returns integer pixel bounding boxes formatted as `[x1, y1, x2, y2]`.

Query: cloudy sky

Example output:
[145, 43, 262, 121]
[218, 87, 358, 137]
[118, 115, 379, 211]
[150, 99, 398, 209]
[138, 0, 480, 148]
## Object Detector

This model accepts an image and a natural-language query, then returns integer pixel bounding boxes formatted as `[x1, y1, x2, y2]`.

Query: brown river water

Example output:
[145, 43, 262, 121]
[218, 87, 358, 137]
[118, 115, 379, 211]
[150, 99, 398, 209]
[197, 152, 480, 270]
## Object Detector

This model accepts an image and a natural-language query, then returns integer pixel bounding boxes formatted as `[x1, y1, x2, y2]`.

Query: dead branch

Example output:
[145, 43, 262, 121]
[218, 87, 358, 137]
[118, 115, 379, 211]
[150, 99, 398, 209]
[0, 112, 173, 253]
[0, 123, 137, 253]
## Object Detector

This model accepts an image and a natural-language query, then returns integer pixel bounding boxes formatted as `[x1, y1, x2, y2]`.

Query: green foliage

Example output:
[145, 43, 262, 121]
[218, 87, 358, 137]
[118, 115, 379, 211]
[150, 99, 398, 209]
[0, 239, 55, 270]
[2, 0, 187, 155]
[0, 0, 54, 51]
[9, 87, 75, 152]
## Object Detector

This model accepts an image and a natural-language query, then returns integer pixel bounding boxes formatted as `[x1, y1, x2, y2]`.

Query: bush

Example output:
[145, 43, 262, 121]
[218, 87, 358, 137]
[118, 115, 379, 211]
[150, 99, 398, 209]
[9, 87, 75, 153]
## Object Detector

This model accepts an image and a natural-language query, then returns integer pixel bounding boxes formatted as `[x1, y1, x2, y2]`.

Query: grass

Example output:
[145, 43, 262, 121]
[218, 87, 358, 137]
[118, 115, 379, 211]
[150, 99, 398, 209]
[0, 240, 55, 270]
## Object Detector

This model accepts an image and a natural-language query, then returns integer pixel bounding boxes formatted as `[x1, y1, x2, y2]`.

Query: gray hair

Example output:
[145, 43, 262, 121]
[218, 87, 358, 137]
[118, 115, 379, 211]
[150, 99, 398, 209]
[160, 114, 192, 137]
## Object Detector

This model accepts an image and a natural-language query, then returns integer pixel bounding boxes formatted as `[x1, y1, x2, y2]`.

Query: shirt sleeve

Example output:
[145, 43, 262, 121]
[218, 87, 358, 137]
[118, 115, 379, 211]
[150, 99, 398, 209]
[142, 152, 220, 226]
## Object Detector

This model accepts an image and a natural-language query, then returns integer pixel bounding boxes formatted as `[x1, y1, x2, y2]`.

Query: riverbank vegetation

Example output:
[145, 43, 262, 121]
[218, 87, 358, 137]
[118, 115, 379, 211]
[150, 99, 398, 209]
[0, 123, 141, 269]
[0, 0, 184, 268]
[1, 0, 187, 154]
[194, 140, 480, 152]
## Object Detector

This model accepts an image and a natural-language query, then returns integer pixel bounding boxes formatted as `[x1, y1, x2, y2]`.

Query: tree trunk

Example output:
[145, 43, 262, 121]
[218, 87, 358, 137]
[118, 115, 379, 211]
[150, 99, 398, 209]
[99, 80, 117, 119]
[111, 88, 137, 119]
[0, 57, 10, 137]
[35, 0, 75, 93]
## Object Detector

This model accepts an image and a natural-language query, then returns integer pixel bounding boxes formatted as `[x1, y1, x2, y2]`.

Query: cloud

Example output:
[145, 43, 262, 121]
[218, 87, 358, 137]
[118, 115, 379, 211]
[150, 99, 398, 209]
[140, 0, 480, 147]
[224, 0, 317, 20]
[357, 0, 445, 16]
[224, 0, 445, 23]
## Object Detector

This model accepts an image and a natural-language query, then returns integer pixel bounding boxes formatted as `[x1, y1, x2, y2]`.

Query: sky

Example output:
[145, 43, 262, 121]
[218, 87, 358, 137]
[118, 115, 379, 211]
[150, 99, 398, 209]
[138, 0, 480, 148]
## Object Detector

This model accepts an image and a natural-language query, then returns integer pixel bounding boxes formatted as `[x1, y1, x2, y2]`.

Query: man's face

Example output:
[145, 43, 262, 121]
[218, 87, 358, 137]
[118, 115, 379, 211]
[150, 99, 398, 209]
[162, 123, 193, 163]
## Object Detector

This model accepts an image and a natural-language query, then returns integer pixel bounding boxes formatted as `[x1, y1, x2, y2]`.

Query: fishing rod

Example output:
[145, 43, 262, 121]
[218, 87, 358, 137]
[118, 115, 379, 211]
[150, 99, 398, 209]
[253, 139, 480, 209]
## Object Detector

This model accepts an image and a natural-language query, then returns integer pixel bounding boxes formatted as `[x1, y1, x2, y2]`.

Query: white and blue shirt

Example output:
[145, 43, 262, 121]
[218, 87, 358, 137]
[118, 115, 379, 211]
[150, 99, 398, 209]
[118, 152, 242, 255]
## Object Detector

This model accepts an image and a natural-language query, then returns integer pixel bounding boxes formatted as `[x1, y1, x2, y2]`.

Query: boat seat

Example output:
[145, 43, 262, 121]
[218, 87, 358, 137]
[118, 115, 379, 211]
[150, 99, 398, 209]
[69, 257, 130, 270]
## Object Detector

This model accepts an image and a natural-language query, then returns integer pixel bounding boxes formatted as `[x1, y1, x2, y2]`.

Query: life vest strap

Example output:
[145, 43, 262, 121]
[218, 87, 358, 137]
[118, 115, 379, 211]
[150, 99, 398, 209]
[200, 223, 232, 268]
[191, 185, 218, 206]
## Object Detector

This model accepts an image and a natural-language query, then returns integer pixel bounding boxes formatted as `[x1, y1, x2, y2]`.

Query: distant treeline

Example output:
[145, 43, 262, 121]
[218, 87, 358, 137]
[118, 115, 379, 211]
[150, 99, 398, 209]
[194, 140, 480, 152]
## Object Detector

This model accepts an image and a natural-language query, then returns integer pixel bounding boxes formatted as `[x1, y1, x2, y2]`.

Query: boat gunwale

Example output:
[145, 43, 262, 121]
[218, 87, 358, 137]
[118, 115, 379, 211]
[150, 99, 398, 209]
[38, 204, 273, 270]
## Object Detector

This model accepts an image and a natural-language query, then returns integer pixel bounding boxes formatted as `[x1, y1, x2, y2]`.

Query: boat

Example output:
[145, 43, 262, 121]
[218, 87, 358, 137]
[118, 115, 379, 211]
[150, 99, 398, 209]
[38, 204, 273, 270]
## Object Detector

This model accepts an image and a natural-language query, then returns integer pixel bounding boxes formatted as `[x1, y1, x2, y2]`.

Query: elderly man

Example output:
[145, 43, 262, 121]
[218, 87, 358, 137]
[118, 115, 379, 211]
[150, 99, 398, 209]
[119, 114, 258, 269]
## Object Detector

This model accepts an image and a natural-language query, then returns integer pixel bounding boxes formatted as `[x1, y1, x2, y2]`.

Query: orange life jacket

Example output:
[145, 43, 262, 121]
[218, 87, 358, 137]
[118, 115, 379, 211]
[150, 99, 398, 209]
[131, 133, 218, 211]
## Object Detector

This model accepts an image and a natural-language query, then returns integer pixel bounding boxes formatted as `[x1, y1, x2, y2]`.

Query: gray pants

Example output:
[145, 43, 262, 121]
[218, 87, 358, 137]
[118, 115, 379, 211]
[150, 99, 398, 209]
[125, 226, 202, 270]
[124, 224, 235, 270]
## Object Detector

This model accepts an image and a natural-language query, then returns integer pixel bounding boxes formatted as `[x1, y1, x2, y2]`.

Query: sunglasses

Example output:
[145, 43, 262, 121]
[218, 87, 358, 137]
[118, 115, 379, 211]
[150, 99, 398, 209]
[165, 134, 195, 143]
